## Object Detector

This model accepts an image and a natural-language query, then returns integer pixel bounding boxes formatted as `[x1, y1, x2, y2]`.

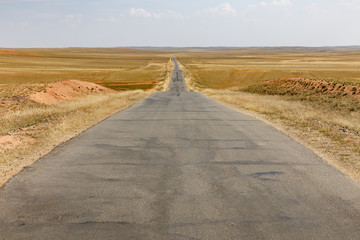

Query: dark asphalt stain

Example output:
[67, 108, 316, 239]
[253, 171, 285, 176]
[250, 171, 285, 181]
[278, 215, 293, 221]
[78, 221, 131, 225]
[17, 222, 26, 227]
[211, 160, 313, 166]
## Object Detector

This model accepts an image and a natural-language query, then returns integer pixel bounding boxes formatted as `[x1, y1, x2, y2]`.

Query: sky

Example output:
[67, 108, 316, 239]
[0, 0, 360, 48]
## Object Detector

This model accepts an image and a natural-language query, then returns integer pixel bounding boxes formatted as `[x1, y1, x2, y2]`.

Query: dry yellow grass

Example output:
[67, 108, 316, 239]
[154, 58, 174, 92]
[177, 48, 360, 89]
[0, 48, 171, 90]
[177, 48, 360, 182]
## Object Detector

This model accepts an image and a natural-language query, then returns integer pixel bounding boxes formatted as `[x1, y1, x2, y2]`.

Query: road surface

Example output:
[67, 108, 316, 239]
[1, 58, 360, 239]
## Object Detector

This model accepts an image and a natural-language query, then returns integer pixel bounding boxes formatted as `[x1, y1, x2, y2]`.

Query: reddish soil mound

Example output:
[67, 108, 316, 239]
[29, 80, 116, 105]
[253, 78, 360, 99]
[0, 135, 35, 151]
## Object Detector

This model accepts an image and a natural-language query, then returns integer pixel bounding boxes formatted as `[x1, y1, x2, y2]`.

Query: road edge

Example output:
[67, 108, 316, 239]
[202, 93, 359, 184]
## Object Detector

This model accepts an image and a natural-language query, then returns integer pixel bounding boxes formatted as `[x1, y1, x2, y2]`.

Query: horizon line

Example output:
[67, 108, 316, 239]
[1, 45, 360, 49]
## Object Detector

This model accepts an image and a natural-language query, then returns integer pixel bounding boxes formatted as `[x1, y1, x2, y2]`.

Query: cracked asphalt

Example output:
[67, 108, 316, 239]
[1, 58, 360, 239]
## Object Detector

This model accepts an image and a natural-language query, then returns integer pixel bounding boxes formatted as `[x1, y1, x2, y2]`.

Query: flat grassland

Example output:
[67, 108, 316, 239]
[0, 48, 171, 90]
[0, 48, 173, 186]
[2, 47, 360, 185]
[178, 47, 360, 182]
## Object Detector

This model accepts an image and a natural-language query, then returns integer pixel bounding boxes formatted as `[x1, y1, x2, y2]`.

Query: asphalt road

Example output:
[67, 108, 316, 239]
[1, 58, 360, 239]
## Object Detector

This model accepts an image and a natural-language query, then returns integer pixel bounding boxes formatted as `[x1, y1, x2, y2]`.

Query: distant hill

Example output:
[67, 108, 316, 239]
[116, 46, 360, 52]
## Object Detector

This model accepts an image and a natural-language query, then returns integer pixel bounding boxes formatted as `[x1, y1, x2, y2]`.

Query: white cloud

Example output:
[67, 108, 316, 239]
[153, 10, 184, 20]
[241, 4, 258, 16]
[260, 0, 292, 7]
[129, 8, 183, 20]
[129, 8, 152, 18]
[20, 21, 29, 27]
[196, 2, 237, 16]
[272, 0, 292, 7]
[59, 14, 83, 25]
[108, 16, 117, 22]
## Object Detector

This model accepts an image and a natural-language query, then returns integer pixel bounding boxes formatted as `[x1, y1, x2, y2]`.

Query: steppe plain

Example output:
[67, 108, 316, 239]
[0, 48, 172, 186]
[0, 47, 360, 185]
[1, 50, 360, 239]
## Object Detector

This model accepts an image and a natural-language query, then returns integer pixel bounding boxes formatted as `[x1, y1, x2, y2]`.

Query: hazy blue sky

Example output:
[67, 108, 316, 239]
[0, 0, 359, 48]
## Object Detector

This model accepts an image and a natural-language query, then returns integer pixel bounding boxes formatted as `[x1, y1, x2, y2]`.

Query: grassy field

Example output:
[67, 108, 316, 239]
[177, 48, 360, 89]
[0, 48, 172, 90]
[0, 48, 173, 186]
[0, 48, 173, 134]
[178, 47, 360, 182]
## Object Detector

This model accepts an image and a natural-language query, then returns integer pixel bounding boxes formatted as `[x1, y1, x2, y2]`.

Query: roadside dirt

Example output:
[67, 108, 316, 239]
[0, 135, 34, 151]
[1, 79, 117, 164]
[29, 79, 116, 104]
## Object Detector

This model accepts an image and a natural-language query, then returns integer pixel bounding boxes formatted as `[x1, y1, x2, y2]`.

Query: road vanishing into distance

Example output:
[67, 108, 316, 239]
[1, 58, 360, 239]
